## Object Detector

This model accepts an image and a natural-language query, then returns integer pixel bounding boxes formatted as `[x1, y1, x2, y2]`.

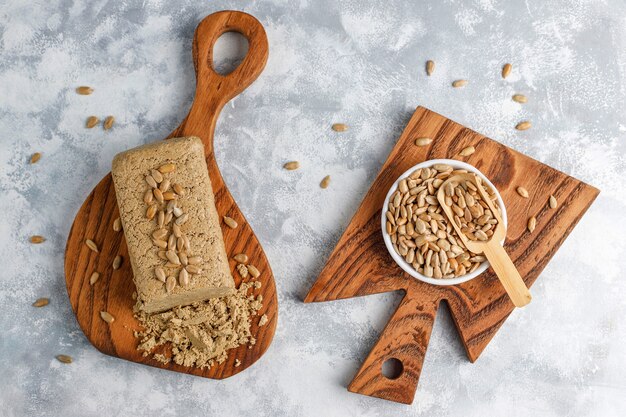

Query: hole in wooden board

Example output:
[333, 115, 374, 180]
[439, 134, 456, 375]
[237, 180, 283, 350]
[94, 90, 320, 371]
[212, 31, 249, 75]
[381, 357, 404, 380]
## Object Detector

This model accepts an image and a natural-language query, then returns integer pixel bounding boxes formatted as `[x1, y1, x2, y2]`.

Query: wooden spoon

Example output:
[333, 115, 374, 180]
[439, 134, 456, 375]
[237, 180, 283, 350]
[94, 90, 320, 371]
[64, 11, 277, 378]
[437, 173, 532, 307]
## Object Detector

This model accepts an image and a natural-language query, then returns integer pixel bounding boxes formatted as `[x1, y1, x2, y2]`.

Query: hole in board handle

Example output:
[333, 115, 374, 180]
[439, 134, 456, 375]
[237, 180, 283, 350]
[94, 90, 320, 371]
[381, 357, 404, 380]
[212, 31, 249, 76]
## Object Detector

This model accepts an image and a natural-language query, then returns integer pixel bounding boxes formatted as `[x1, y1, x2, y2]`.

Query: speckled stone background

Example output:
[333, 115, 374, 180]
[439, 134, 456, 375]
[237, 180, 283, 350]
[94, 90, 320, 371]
[1, 0, 625, 416]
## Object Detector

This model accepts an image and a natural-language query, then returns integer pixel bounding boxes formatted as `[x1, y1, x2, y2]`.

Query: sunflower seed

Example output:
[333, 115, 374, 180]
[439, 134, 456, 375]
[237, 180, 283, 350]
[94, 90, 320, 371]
[143, 190, 153, 204]
[223, 216, 238, 229]
[166, 250, 180, 265]
[332, 123, 348, 132]
[283, 161, 299, 170]
[176, 236, 184, 251]
[159, 178, 170, 192]
[157, 250, 167, 260]
[157, 211, 165, 228]
[173, 207, 183, 217]
[516, 186, 529, 198]
[153, 239, 168, 249]
[516, 121, 531, 130]
[155, 267, 166, 282]
[33, 298, 49, 307]
[549, 195, 558, 209]
[146, 204, 157, 220]
[237, 264, 248, 278]
[528, 216, 537, 232]
[100, 311, 115, 323]
[172, 223, 181, 238]
[166, 200, 176, 214]
[320, 175, 331, 189]
[89, 272, 100, 285]
[85, 239, 98, 252]
[426, 60, 435, 76]
[414, 137, 432, 146]
[172, 183, 185, 196]
[247, 264, 260, 278]
[166, 276, 176, 293]
[512, 94, 527, 103]
[76, 86, 93, 95]
[86, 116, 99, 128]
[179, 268, 189, 287]
[158, 163, 176, 174]
[112, 255, 123, 270]
[164, 211, 173, 225]
[30, 152, 41, 164]
[502, 63, 512, 79]
[233, 254, 248, 263]
[103, 116, 115, 130]
[459, 146, 475, 156]
[179, 252, 188, 266]
[187, 256, 202, 265]
[452, 79, 468, 88]
[150, 169, 163, 183]
[168, 234, 176, 250]
[186, 264, 202, 274]
[175, 213, 188, 225]
[29, 235, 45, 244]
[183, 235, 190, 251]
[56, 354, 73, 364]
[145, 175, 158, 188]
[113, 217, 122, 232]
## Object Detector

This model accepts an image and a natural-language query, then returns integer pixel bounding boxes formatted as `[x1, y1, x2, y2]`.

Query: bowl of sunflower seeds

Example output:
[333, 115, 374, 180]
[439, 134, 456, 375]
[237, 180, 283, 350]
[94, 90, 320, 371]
[381, 159, 507, 285]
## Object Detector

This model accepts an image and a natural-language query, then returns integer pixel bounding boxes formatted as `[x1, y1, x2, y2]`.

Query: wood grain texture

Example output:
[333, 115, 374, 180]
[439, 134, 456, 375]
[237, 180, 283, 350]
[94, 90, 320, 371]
[304, 106, 599, 404]
[64, 11, 277, 379]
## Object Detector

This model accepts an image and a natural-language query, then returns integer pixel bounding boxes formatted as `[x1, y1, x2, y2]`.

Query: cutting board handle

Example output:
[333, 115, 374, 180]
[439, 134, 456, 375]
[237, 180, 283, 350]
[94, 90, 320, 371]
[170, 11, 269, 153]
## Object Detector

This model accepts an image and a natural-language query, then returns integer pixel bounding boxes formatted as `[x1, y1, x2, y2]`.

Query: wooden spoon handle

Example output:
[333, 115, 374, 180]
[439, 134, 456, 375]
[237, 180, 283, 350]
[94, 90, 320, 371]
[483, 241, 532, 307]
[170, 11, 269, 152]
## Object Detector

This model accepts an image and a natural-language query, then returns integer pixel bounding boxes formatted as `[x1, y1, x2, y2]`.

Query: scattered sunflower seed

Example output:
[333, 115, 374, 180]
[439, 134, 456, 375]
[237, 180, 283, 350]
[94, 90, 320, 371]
[527, 216, 537, 233]
[30, 152, 41, 164]
[172, 183, 185, 196]
[549, 195, 558, 209]
[30, 235, 45, 244]
[32, 298, 49, 307]
[146, 205, 157, 220]
[258, 314, 269, 326]
[512, 94, 527, 103]
[283, 161, 299, 170]
[155, 267, 166, 283]
[112, 255, 123, 270]
[233, 253, 248, 263]
[415, 137, 433, 146]
[103, 116, 115, 130]
[516, 121, 532, 130]
[85, 239, 99, 252]
[516, 186, 529, 198]
[100, 311, 115, 323]
[150, 169, 163, 183]
[452, 79, 468, 88]
[175, 213, 188, 225]
[145, 175, 158, 188]
[86, 116, 99, 128]
[89, 272, 100, 285]
[56, 354, 73, 364]
[459, 146, 475, 156]
[113, 217, 122, 232]
[76, 86, 93, 95]
[502, 63, 512, 79]
[426, 60, 435, 76]
[331, 123, 348, 132]
[320, 175, 331, 189]
[223, 216, 238, 229]
[247, 264, 260, 278]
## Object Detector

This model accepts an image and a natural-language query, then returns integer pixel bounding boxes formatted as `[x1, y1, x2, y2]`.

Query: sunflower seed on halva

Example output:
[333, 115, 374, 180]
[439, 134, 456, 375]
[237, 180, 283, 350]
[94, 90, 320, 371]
[100, 311, 115, 323]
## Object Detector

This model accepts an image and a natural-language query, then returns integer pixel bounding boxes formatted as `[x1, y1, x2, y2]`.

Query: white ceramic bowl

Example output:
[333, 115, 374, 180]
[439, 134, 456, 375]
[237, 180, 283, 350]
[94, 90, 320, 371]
[381, 159, 508, 286]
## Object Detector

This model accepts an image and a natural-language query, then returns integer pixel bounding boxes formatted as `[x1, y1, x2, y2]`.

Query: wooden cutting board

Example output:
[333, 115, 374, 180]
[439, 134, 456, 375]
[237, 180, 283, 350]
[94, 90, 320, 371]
[305, 106, 599, 404]
[64, 11, 277, 379]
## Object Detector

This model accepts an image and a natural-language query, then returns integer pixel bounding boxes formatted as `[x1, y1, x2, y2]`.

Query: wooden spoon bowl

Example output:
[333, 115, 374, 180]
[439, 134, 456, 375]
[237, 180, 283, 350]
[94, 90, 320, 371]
[64, 11, 277, 379]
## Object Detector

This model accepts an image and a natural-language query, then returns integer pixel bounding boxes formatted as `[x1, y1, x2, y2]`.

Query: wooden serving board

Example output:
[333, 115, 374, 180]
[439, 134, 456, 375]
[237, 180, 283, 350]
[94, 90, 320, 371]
[64, 11, 277, 379]
[305, 106, 599, 404]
